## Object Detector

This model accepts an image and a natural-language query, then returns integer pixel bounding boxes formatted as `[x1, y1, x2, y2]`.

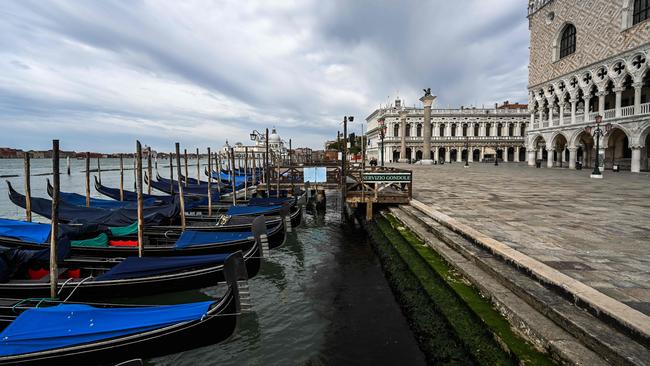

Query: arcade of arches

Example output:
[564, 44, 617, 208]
[527, 125, 650, 172]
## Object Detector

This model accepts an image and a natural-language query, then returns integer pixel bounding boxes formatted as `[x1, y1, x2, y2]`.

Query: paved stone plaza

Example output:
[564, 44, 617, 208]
[401, 162, 650, 315]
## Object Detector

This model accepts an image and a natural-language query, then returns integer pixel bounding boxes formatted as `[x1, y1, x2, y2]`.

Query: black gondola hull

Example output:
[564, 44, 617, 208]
[0, 292, 238, 366]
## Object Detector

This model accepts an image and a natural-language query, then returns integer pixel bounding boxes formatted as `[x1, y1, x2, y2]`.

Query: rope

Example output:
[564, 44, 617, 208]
[62, 276, 93, 302]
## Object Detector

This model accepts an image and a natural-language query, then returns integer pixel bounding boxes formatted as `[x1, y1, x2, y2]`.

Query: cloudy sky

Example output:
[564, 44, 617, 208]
[0, 0, 529, 152]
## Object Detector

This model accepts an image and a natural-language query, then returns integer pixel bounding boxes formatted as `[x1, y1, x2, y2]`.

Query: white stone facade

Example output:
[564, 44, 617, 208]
[366, 98, 529, 164]
[527, 0, 650, 172]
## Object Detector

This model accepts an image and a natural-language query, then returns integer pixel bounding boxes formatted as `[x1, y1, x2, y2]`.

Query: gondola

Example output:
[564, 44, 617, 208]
[46, 179, 166, 209]
[0, 215, 285, 257]
[0, 217, 264, 300]
[148, 173, 244, 197]
[11, 181, 302, 234]
[93, 176, 174, 204]
[0, 251, 247, 365]
[7, 182, 180, 227]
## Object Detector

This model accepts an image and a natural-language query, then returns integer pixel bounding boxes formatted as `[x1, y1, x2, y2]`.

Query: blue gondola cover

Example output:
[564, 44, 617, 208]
[0, 301, 213, 356]
[0, 219, 50, 243]
[175, 231, 252, 249]
[95, 253, 229, 281]
[226, 205, 282, 217]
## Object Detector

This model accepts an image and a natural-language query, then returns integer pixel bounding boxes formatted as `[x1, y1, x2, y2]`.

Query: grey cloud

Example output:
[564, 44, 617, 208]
[0, 0, 529, 152]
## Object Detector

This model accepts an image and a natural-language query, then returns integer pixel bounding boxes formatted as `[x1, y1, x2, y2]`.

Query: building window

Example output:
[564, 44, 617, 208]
[462, 124, 468, 137]
[416, 124, 422, 137]
[485, 123, 491, 137]
[559, 24, 576, 59]
[634, 0, 650, 24]
[393, 124, 399, 137]
[474, 124, 479, 136]
[521, 124, 526, 136]
[451, 124, 457, 137]
[440, 124, 445, 137]
[405, 124, 411, 137]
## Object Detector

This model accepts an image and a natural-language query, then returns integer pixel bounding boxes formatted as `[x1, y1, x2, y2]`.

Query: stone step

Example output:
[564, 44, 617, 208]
[394, 205, 649, 366]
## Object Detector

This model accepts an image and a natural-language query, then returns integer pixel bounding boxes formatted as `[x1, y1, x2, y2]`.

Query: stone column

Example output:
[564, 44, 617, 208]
[559, 102, 565, 125]
[434, 147, 439, 162]
[528, 149, 536, 166]
[530, 113, 535, 129]
[420, 94, 436, 165]
[456, 148, 462, 163]
[538, 106, 544, 124]
[597, 91, 607, 115]
[547, 148, 554, 168]
[469, 148, 474, 162]
[514, 146, 520, 162]
[398, 111, 408, 163]
[445, 148, 451, 163]
[631, 146, 642, 173]
[633, 82, 643, 115]
[445, 124, 452, 137]
[570, 98, 578, 124]
[614, 87, 624, 117]
[547, 98, 554, 125]
[480, 148, 485, 162]
[480, 123, 486, 136]
[503, 147, 509, 162]
[568, 147, 577, 169]
[433, 122, 439, 137]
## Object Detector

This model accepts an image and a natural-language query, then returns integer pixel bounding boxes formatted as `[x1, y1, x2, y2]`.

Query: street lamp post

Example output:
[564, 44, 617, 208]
[378, 118, 386, 167]
[341, 116, 354, 216]
[250, 129, 271, 194]
[586, 115, 610, 179]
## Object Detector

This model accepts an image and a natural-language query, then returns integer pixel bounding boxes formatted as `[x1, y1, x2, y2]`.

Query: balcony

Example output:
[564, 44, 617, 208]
[530, 102, 650, 132]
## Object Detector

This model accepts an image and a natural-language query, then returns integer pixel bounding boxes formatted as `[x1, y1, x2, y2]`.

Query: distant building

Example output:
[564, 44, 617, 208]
[365, 96, 529, 164]
[526, 0, 650, 172]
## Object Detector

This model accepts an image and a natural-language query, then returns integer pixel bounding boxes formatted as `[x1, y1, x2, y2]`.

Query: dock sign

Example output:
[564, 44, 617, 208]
[363, 172, 411, 183]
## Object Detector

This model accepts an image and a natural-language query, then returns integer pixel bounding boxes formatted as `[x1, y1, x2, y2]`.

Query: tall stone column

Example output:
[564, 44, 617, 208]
[398, 111, 408, 163]
[445, 148, 451, 163]
[456, 148, 462, 163]
[469, 148, 474, 162]
[503, 147, 509, 162]
[420, 93, 436, 165]
[530, 113, 535, 129]
[480, 148, 485, 162]
[559, 103, 564, 125]
[434, 147, 439, 162]
[547, 148, 555, 168]
[614, 87, 624, 117]
[631, 146, 642, 173]
[568, 147, 577, 169]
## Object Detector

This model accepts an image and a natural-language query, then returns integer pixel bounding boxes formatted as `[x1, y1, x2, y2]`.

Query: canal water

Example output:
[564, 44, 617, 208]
[0, 158, 426, 365]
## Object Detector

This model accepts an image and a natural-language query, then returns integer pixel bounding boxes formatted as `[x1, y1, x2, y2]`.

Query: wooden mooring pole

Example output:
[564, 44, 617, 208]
[66, 156, 70, 175]
[175, 143, 186, 229]
[24, 152, 32, 222]
[230, 147, 237, 205]
[50, 139, 60, 299]
[135, 141, 144, 258]
[183, 149, 188, 187]
[85, 152, 90, 207]
[196, 148, 201, 183]
[147, 146, 152, 195]
[215, 151, 221, 195]
[207, 147, 213, 216]
[169, 152, 174, 194]
[244, 147, 248, 200]
[119, 154, 124, 201]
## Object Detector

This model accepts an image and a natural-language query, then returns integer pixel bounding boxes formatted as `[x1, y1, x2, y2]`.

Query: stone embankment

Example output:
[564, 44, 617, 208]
[388, 200, 650, 366]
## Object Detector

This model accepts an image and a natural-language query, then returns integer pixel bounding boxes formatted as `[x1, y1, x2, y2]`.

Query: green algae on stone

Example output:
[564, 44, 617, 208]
[382, 213, 556, 366]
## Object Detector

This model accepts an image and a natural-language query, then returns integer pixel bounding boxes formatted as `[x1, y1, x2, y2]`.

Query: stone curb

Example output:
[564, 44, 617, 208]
[410, 199, 650, 345]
